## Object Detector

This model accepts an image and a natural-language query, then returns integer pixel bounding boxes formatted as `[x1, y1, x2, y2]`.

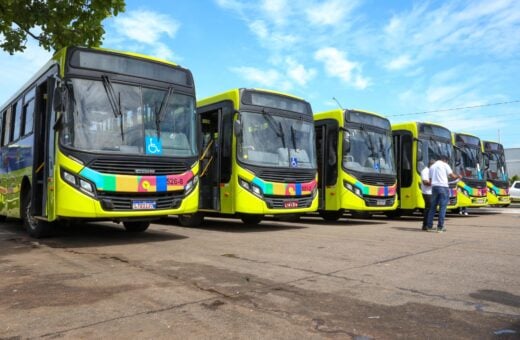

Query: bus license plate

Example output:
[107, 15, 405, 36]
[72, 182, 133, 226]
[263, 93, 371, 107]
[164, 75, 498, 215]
[284, 201, 298, 208]
[474, 198, 484, 204]
[132, 200, 156, 210]
[376, 199, 386, 206]
[499, 197, 508, 202]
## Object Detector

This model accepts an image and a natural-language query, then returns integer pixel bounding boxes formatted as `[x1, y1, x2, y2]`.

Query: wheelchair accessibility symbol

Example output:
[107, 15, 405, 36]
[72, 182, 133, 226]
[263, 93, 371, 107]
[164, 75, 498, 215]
[146, 136, 163, 155]
[290, 157, 298, 168]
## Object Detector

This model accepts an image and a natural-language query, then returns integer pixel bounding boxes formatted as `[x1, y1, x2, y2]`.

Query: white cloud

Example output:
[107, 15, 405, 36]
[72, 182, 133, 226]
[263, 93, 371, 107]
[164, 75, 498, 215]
[113, 10, 179, 43]
[261, 0, 290, 26]
[285, 57, 316, 86]
[314, 47, 370, 89]
[231, 66, 282, 88]
[306, 0, 358, 26]
[106, 10, 180, 61]
[385, 54, 413, 71]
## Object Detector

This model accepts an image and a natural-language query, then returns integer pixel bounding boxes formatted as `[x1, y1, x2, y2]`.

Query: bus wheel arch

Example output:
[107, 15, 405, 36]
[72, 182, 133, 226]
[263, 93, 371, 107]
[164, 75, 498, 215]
[240, 213, 263, 225]
[319, 210, 343, 222]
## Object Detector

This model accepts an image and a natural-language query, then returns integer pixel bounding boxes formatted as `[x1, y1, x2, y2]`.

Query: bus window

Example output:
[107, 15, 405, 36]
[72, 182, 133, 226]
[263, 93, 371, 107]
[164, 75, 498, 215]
[3, 107, 11, 145]
[22, 99, 35, 136]
[0, 110, 4, 146]
[12, 98, 23, 141]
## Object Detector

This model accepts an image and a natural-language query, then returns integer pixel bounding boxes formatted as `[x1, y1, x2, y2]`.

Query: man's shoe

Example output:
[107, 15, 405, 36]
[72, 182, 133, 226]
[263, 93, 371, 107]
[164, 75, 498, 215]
[422, 226, 428, 231]
[427, 228, 436, 232]
[463, 212, 469, 216]
[437, 227, 446, 233]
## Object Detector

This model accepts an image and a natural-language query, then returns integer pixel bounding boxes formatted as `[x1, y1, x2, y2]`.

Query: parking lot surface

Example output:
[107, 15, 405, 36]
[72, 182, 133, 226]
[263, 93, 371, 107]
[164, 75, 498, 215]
[1, 207, 519, 339]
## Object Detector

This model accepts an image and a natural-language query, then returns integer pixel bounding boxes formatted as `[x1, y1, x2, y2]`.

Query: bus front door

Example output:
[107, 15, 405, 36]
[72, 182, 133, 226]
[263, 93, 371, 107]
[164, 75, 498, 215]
[315, 120, 338, 210]
[199, 109, 222, 211]
[31, 76, 57, 219]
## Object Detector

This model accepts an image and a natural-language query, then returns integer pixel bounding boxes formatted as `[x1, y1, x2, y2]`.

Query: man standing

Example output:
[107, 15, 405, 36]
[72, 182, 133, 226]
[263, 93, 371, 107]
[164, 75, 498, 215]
[421, 159, 434, 230]
[425, 155, 461, 232]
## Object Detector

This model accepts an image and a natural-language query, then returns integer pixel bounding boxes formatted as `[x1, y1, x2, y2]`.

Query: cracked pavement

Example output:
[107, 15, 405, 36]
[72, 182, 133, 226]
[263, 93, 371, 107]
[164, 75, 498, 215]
[1, 208, 519, 339]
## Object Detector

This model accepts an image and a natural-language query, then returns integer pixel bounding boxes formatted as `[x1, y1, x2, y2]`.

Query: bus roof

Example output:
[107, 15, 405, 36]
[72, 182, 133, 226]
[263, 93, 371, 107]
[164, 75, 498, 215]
[197, 88, 308, 108]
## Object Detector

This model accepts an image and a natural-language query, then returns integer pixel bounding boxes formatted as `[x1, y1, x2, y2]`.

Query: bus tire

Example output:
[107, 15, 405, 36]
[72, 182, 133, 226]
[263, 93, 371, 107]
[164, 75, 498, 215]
[22, 191, 52, 238]
[319, 210, 343, 222]
[384, 209, 402, 219]
[178, 213, 204, 227]
[123, 221, 150, 232]
[240, 214, 262, 225]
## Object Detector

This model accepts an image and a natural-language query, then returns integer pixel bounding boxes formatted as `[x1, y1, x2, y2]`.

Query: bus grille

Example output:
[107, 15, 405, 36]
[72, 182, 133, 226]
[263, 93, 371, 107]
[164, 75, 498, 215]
[264, 196, 314, 209]
[364, 196, 395, 207]
[89, 159, 188, 175]
[357, 174, 396, 186]
[257, 170, 315, 183]
[97, 192, 183, 211]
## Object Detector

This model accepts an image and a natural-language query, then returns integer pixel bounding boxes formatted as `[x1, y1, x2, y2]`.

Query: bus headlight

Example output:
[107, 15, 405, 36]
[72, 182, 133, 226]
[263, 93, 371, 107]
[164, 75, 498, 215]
[458, 187, 470, 197]
[239, 178, 263, 198]
[344, 180, 363, 198]
[185, 175, 198, 195]
[61, 168, 96, 197]
[79, 179, 93, 193]
[63, 171, 77, 185]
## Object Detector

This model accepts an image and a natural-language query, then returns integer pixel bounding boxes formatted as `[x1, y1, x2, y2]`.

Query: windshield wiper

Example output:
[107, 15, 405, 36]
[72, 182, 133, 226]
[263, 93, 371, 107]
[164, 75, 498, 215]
[261, 109, 285, 147]
[290, 126, 297, 150]
[101, 75, 124, 141]
[155, 87, 174, 138]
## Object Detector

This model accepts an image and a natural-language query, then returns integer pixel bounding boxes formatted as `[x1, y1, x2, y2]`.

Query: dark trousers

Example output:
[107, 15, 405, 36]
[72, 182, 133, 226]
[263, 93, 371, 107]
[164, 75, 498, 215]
[422, 193, 431, 228]
[426, 186, 450, 229]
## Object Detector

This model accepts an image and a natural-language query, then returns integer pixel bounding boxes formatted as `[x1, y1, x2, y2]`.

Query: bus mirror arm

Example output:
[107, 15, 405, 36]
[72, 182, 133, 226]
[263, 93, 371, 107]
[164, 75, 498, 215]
[234, 119, 242, 136]
[52, 87, 64, 112]
[53, 114, 63, 131]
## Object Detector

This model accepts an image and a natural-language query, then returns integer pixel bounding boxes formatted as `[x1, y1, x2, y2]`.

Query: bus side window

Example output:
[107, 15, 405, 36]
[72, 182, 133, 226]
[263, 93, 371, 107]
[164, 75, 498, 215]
[12, 98, 23, 141]
[3, 107, 12, 145]
[0, 110, 4, 146]
[22, 88, 36, 137]
[22, 98, 35, 136]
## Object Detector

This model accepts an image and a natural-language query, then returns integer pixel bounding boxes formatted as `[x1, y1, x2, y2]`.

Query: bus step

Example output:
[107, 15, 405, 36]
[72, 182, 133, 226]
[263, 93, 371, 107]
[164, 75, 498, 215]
[33, 216, 49, 222]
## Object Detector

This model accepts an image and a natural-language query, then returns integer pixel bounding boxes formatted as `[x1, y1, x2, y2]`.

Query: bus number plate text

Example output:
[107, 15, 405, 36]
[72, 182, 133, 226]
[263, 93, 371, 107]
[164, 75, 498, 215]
[132, 200, 157, 210]
[376, 199, 386, 206]
[284, 201, 298, 209]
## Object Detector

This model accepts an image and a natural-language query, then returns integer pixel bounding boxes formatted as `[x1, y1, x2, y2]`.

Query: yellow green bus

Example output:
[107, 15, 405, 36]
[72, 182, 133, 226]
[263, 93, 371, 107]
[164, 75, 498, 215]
[482, 140, 510, 207]
[391, 122, 458, 216]
[314, 109, 397, 221]
[177, 88, 318, 226]
[452, 132, 487, 209]
[0, 46, 199, 237]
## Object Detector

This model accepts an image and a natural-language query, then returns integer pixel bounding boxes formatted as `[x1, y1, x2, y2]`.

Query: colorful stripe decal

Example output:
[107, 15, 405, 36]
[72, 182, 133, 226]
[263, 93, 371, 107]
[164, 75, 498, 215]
[79, 167, 194, 193]
[460, 183, 487, 197]
[489, 184, 509, 196]
[353, 180, 396, 197]
[251, 177, 316, 196]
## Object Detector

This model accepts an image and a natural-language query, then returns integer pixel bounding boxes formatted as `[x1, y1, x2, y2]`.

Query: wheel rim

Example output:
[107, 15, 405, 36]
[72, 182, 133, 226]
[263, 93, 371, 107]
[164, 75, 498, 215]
[24, 199, 37, 230]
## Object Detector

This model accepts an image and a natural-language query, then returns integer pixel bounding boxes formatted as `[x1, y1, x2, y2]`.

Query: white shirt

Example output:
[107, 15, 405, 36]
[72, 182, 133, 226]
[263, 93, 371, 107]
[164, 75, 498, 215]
[420, 167, 432, 195]
[429, 160, 453, 188]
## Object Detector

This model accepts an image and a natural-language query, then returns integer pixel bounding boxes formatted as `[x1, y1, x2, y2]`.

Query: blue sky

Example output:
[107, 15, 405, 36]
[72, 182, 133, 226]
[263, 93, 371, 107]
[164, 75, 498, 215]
[1, 0, 519, 147]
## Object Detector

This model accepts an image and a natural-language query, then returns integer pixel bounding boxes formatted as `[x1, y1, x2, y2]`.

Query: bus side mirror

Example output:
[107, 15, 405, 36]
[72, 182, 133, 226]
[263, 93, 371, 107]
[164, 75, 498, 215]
[343, 130, 350, 152]
[234, 119, 242, 136]
[52, 87, 64, 112]
[417, 141, 423, 162]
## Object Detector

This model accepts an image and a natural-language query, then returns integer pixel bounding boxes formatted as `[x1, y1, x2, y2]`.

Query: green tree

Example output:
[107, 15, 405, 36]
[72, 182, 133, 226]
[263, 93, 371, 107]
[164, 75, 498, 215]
[0, 0, 125, 54]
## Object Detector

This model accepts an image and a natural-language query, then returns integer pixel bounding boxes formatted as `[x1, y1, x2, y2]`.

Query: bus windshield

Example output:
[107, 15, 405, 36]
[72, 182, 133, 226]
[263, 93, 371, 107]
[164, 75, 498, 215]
[343, 127, 395, 175]
[486, 150, 508, 181]
[457, 145, 483, 180]
[417, 138, 454, 172]
[60, 78, 197, 157]
[237, 111, 316, 169]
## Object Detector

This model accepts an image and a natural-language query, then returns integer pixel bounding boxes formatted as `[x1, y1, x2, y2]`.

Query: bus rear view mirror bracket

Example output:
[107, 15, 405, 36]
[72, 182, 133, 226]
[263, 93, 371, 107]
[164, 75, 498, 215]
[234, 119, 242, 136]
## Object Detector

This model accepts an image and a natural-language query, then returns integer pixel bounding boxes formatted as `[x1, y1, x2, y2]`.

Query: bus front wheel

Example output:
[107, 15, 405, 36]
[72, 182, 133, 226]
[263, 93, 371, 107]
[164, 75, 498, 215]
[240, 214, 263, 225]
[123, 221, 150, 232]
[22, 193, 52, 238]
[178, 213, 204, 227]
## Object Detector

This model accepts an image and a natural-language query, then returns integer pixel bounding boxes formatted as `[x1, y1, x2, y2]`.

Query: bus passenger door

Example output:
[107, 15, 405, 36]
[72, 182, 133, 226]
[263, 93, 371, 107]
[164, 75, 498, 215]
[199, 109, 221, 211]
[315, 120, 338, 210]
[31, 75, 57, 218]
[392, 130, 413, 210]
